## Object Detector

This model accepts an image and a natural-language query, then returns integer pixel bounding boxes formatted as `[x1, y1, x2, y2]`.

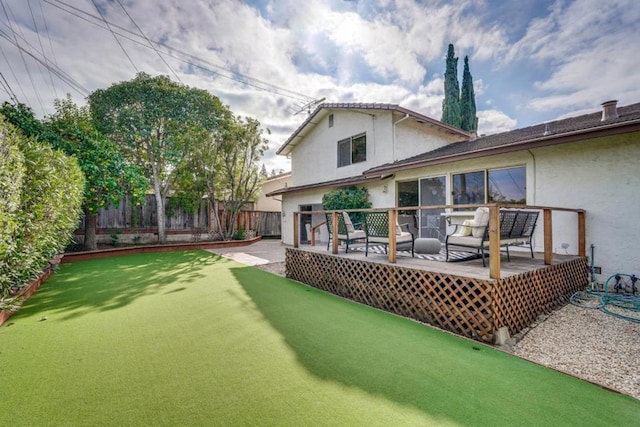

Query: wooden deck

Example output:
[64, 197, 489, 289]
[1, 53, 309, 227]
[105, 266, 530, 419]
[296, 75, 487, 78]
[297, 241, 581, 281]
[286, 244, 588, 343]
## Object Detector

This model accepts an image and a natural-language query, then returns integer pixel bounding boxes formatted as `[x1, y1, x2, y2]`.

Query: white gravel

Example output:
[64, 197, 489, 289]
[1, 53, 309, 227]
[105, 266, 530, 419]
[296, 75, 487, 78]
[258, 262, 640, 400]
[511, 303, 640, 400]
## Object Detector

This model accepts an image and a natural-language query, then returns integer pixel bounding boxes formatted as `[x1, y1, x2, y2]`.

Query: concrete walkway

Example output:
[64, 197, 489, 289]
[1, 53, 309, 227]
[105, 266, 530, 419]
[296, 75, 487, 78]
[207, 239, 288, 266]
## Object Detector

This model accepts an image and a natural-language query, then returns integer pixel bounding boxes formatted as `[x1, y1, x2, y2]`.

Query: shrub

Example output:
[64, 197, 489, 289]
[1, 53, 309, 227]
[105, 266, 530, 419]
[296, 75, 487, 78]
[232, 227, 246, 240]
[322, 186, 371, 223]
[0, 117, 84, 308]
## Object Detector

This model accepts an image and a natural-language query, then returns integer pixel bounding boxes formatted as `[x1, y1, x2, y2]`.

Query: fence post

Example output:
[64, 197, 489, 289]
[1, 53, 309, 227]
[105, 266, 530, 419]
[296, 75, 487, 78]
[388, 209, 397, 263]
[489, 206, 501, 279]
[331, 212, 339, 254]
[578, 211, 586, 257]
[544, 209, 553, 265]
[293, 212, 299, 248]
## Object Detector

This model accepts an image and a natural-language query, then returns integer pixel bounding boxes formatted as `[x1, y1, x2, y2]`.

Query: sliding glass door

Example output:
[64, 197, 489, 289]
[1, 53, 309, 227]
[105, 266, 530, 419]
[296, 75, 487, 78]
[419, 176, 446, 241]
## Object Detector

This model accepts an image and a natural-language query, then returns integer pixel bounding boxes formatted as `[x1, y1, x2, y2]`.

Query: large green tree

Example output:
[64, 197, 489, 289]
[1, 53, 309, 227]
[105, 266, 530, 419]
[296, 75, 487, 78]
[441, 44, 461, 128]
[89, 73, 228, 243]
[44, 96, 148, 250]
[217, 116, 268, 239]
[460, 55, 478, 132]
[173, 114, 267, 240]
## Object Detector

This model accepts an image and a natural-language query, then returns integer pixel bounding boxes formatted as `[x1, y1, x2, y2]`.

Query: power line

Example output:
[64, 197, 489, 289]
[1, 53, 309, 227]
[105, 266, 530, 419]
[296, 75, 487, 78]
[0, 28, 88, 96]
[27, 0, 58, 98]
[39, 0, 61, 72]
[0, 0, 45, 112]
[0, 70, 17, 102]
[114, 0, 182, 84]
[45, 0, 314, 103]
[89, 0, 139, 74]
[0, 35, 28, 105]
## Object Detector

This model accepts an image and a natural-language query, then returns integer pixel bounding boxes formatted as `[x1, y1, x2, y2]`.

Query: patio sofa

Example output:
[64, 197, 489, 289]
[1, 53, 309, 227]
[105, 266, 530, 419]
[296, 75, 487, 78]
[445, 208, 539, 266]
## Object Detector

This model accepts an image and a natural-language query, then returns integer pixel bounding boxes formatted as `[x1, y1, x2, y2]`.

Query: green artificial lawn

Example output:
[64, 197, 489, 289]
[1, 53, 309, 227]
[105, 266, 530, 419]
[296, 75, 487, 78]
[1, 250, 638, 426]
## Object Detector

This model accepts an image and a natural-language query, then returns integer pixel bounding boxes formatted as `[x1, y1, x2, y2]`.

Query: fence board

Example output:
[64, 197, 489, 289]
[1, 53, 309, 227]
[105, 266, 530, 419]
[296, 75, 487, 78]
[79, 195, 281, 237]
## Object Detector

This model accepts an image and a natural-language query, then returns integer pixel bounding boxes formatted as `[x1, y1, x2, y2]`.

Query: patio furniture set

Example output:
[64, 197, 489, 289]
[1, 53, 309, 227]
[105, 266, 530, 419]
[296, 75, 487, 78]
[325, 207, 540, 266]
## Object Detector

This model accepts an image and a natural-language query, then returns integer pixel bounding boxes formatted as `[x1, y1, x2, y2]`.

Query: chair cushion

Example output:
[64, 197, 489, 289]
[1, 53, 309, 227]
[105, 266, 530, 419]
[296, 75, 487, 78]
[447, 235, 484, 247]
[472, 208, 490, 237]
[342, 212, 355, 233]
[452, 219, 473, 237]
[338, 229, 366, 240]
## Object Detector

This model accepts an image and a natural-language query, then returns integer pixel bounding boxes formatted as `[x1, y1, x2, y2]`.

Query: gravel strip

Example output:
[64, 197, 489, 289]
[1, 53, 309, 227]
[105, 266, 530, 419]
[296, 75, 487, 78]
[257, 262, 639, 400]
[511, 304, 640, 400]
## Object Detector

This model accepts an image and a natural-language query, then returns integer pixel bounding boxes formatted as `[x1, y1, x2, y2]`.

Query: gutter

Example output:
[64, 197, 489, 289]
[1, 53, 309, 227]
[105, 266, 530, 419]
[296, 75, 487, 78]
[364, 119, 640, 177]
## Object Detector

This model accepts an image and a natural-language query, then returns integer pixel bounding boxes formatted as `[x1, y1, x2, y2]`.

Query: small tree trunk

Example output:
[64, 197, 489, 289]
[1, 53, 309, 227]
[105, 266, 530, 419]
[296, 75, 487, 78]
[152, 167, 167, 244]
[84, 211, 98, 250]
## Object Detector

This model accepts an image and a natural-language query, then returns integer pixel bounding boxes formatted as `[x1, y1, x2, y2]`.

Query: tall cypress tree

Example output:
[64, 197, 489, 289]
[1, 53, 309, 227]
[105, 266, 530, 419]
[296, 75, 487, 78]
[460, 55, 478, 132]
[441, 44, 461, 128]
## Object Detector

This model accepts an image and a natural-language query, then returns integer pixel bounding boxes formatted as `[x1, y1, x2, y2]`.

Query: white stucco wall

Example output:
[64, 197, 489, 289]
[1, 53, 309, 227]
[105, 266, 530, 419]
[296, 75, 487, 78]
[394, 119, 464, 161]
[255, 174, 291, 212]
[531, 132, 640, 280]
[290, 110, 393, 187]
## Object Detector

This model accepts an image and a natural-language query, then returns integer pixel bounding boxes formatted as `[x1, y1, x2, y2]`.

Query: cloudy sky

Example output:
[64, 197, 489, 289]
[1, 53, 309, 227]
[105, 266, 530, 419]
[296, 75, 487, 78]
[1, 0, 639, 173]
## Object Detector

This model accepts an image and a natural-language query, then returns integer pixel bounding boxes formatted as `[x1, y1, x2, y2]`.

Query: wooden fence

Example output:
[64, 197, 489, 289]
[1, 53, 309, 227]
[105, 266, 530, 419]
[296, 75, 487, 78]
[76, 195, 282, 237]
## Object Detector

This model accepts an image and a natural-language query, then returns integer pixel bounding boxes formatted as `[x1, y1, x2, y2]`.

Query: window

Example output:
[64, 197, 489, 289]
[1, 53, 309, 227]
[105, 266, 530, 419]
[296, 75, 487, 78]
[452, 171, 485, 205]
[488, 166, 526, 204]
[453, 166, 526, 207]
[328, 114, 334, 128]
[337, 133, 366, 167]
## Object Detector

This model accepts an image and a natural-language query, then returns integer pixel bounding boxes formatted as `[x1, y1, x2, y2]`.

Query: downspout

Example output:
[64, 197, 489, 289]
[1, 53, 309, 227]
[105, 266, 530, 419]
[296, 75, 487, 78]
[393, 114, 410, 162]
[527, 149, 537, 205]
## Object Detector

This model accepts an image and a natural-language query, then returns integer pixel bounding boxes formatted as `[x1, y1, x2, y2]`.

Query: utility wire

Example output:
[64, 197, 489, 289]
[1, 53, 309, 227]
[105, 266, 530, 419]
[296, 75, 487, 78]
[115, 0, 182, 84]
[0, 35, 27, 105]
[0, 0, 45, 112]
[40, 0, 61, 71]
[0, 17, 89, 95]
[89, 0, 139, 73]
[0, 28, 88, 96]
[0, 70, 17, 102]
[28, 0, 58, 98]
[46, 0, 314, 103]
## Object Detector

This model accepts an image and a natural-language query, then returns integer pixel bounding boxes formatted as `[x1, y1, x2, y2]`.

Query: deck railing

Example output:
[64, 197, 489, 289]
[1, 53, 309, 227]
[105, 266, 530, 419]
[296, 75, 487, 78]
[293, 204, 586, 279]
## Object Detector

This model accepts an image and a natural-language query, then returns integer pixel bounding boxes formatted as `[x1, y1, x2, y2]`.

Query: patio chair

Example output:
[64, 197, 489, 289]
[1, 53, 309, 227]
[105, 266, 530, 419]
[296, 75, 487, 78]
[364, 211, 414, 257]
[325, 212, 366, 253]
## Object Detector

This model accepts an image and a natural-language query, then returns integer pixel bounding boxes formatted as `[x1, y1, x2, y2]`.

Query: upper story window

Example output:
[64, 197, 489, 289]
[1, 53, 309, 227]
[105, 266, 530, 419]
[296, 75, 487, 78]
[328, 114, 334, 128]
[337, 133, 366, 167]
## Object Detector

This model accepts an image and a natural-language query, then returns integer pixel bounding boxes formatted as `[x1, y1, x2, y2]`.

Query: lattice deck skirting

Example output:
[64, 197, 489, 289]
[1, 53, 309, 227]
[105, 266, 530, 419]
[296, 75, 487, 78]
[285, 248, 588, 343]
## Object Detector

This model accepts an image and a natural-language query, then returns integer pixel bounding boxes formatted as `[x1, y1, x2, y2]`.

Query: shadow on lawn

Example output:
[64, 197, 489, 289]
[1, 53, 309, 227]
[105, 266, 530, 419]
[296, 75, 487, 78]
[16, 250, 216, 321]
[231, 266, 640, 426]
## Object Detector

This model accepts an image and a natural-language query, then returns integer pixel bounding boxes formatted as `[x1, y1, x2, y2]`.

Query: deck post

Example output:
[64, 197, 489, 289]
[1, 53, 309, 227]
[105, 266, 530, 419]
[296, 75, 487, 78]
[578, 211, 586, 257]
[489, 206, 501, 279]
[293, 212, 299, 248]
[388, 209, 397, 263]
[331, 212, 339, 254]
[310, 222, 316, 246]
[544, 209, 553, 265]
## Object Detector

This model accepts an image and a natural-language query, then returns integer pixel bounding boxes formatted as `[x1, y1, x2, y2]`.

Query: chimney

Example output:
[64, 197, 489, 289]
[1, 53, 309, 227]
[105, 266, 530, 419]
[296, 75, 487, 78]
[601, 100, 618, 121]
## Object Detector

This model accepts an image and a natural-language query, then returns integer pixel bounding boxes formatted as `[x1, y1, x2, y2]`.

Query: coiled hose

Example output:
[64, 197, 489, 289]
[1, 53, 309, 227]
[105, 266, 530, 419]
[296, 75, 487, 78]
[570, 273, 640, 322]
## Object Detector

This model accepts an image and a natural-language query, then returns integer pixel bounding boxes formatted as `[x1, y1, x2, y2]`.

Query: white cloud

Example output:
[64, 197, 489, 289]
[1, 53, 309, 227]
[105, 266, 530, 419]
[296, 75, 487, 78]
[477, 109, 517, 135]
[0, 0, 638, 174]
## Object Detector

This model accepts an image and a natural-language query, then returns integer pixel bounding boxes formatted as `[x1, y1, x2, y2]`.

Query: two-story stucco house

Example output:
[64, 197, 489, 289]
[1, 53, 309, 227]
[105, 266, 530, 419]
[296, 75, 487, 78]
[270, 100, 640, 282]
[272, 103, 469, 242]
